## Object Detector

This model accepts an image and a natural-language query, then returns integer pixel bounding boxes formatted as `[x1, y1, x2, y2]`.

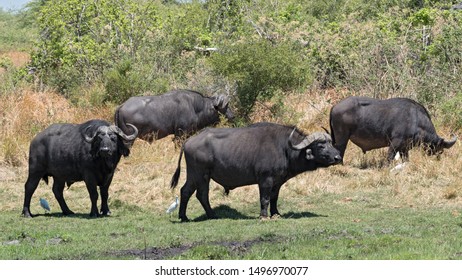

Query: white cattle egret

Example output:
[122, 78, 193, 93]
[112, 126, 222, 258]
[166, 196, 179, 217]
[39, 198, 50, 213]
[391, 162, 407, 173]
[394, 152, 400, 161]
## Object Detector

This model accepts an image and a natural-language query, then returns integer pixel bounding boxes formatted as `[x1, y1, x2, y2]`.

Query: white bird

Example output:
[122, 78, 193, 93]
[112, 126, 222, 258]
[394, 151, 401, 161]
[39, 198, 50, 213]
[166, 196, 179, 216]
[391, 162, 407, 173]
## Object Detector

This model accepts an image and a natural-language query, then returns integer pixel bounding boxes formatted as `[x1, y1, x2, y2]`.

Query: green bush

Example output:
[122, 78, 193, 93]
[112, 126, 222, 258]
[441, 92, 462, 131]
[209, 39, 311, 120]
[104, 59, 147, 104]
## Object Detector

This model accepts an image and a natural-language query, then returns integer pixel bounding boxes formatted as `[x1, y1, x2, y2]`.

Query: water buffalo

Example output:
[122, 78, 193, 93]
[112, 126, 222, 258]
[22, 119, 138, 218]
[329, 96, 457, 162]
[170, 122, 342, 222]
[114, 89, 234, 143]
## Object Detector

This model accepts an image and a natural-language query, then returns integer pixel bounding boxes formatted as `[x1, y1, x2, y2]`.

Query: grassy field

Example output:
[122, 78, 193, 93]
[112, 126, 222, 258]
[1, 87, 461, 260]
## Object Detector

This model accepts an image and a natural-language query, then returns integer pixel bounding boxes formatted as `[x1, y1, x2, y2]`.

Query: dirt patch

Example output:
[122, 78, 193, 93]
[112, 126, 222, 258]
[0, 165, 16, 181]
[112, 244, 193, 260]
[110, 236, 279, 260]
[0, 51, 30, 68]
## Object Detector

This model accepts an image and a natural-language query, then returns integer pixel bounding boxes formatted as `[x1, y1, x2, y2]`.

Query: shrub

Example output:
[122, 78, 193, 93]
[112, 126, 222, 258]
[441, 92, 462, 131]
[209, 39, 311, 120]
[104, 59, 144, 104]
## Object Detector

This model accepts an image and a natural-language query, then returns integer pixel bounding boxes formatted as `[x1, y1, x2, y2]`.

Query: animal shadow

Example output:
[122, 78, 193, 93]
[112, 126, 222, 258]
[191, 206, 326, 222]
[193, 205, 255, 222]
[281, 211, 327, 219]
[32, 212, 109, 219]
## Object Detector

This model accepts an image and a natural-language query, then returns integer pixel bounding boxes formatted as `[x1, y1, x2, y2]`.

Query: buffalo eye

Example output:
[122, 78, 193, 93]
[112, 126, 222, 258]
[317, 143, 326, 150]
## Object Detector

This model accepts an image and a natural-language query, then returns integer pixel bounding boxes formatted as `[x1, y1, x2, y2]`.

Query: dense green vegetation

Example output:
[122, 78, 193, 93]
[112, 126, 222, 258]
[2, 0, 461, 123]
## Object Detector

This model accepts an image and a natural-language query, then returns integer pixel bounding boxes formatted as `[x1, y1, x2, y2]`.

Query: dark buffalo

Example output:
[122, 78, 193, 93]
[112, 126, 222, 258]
[22, 119, 138, 218]
[114, 89, 234, 143]
[329, 96, 457, 161]
[170, 122, 342, 222]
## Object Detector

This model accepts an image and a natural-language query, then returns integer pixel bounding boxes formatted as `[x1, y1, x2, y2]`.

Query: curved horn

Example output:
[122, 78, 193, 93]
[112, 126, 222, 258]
[289, 129, 330, 150]
[213, 95, 228, 108]
[111, 123, 138, 141]
[83, 125, 97, 143]
[289, 128, 311, 150]
[221, 95, 229, 108]
[442, 135, 457, 149]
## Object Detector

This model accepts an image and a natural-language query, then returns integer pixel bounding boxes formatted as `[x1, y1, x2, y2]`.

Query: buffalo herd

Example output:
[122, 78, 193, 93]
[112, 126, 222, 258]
[22, 89, 457, 221]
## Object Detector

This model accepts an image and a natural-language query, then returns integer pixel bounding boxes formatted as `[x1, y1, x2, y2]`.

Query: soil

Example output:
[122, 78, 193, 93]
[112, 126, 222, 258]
[110, 236, 279, 260]
[1, 51, 30, 67]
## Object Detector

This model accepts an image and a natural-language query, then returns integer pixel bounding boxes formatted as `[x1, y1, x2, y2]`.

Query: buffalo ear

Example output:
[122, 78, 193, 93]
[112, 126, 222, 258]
[305, 149, 315, 160]
[89, 139, 99, 158]
[117, 138, 130, 157]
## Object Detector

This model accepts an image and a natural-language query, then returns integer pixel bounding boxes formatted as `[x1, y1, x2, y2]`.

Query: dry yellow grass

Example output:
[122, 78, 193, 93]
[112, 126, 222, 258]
[0, 89, 461, 218]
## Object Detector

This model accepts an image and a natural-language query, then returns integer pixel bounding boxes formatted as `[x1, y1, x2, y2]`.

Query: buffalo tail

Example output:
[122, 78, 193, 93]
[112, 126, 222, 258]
[114, 105, 121, 127]
[170, 145, 184, 189]
[329, 107, 336, 145]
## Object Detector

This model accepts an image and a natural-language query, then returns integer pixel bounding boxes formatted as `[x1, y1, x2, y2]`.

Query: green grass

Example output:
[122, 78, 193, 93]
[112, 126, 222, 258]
[1, 190, 461, 260]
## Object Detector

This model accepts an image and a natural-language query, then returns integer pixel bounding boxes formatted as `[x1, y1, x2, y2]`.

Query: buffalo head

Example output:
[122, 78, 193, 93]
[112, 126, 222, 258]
[426, 135, 457, 156]
[84, 123, 138, 158]
[213, 95, 234, 121]
[289, 130, 342, 165]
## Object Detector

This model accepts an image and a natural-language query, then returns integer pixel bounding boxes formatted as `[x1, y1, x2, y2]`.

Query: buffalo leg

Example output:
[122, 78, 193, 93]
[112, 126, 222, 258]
[195, 176, 216, 220]
[335, 142, 348, 161]
[83, 181, 99, 217]
[100, 175, 113, 216]
[258, 178, 273, 218]
[401, 150, 409, 161]
[269, 183, 283, 217]
[331, 127, 349, 161]
[52, 179, 74, 215]
[99, 184, 111, 216]
[22, 175, 42, 217]
[179, 181, 196, 222]
[387, 140, 408, 162]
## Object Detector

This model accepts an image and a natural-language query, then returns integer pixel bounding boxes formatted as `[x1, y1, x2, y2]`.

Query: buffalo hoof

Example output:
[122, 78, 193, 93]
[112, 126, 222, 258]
[259, 216, 271, 221]
[101, 210, 111, 216]
[62, 210, 75, 216]
[180, 217, 190, 223]
[271, 214, 281, 220]
[22, 211, 34, 218]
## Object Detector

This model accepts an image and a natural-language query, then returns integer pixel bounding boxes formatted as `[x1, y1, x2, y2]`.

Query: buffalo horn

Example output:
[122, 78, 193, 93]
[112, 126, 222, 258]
[213, 95, 229, 108]
[289, 129, 330, 150]
[443, 135, 457, 149]
[110, 123, 138, 141]
[84, 125, 97, 143]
